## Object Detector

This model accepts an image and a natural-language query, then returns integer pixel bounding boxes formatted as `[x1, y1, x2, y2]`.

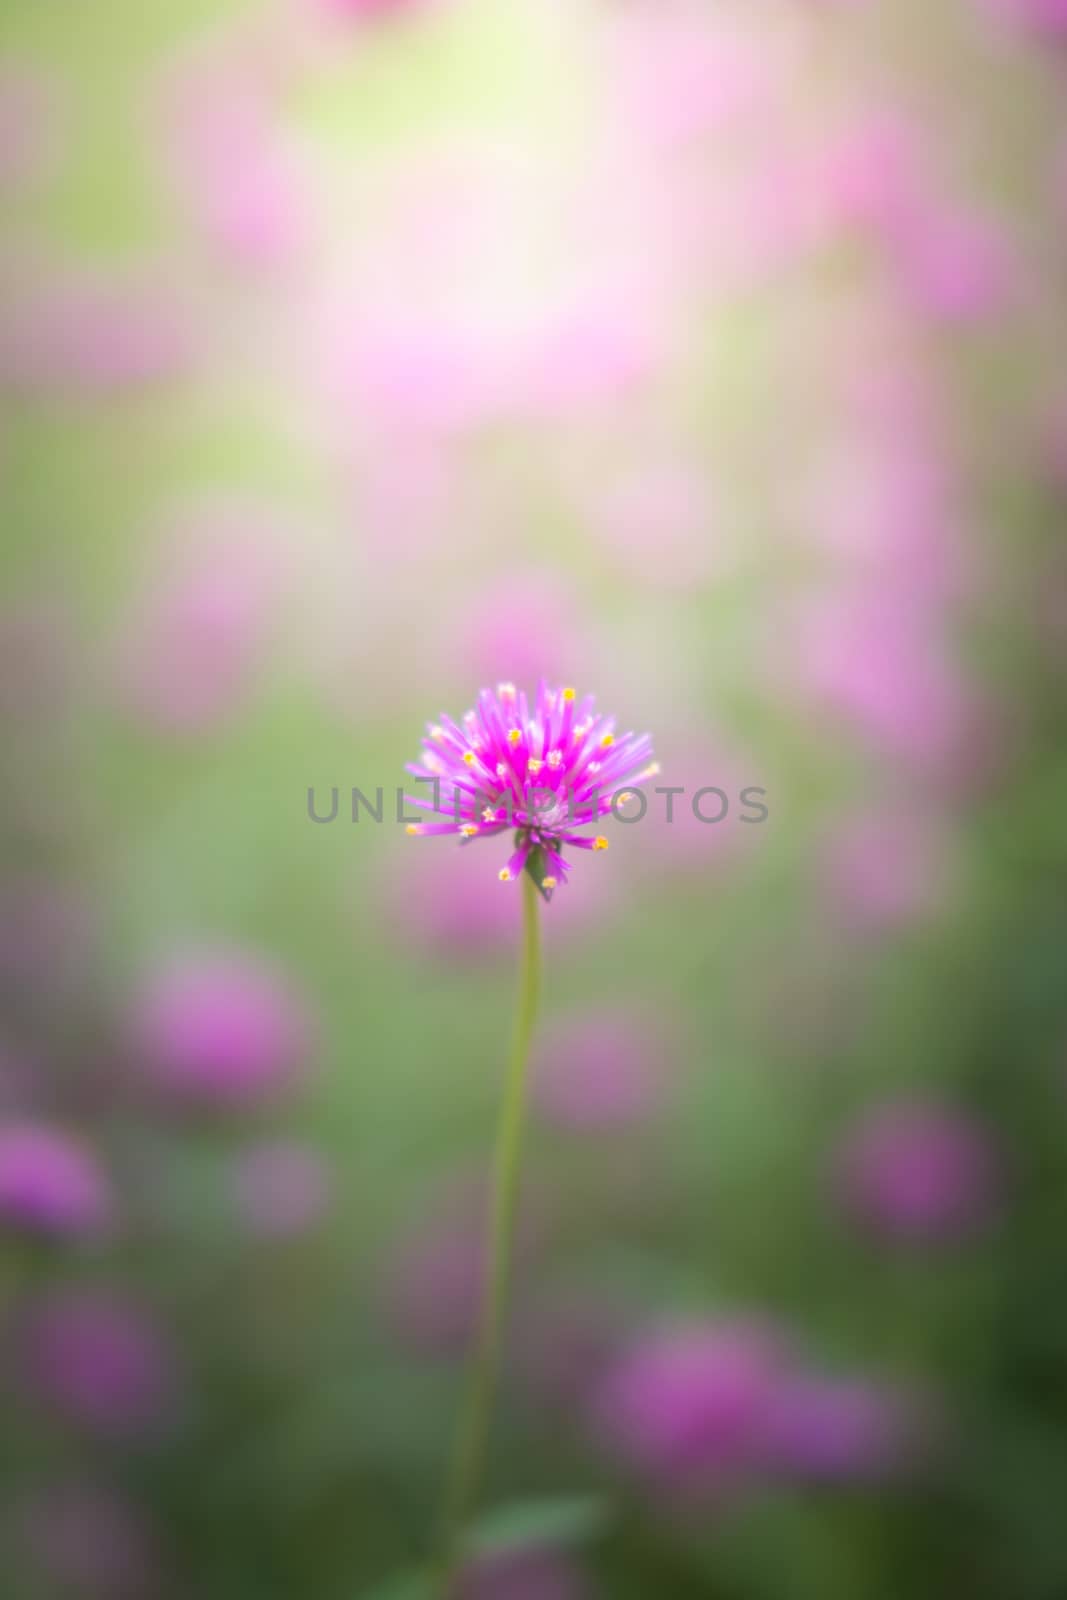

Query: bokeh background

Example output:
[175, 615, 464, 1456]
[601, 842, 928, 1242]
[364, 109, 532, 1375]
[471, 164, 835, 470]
[2, 0, 1067, 1595]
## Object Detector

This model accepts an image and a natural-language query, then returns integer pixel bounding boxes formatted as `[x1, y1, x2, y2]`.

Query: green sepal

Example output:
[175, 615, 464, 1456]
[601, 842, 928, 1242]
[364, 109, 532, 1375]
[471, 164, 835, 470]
[522, 842, 556, 903]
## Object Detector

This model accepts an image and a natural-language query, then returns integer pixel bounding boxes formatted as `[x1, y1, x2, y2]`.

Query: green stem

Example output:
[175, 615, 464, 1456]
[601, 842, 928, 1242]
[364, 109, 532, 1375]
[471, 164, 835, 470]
[435, 870, 542, 1595]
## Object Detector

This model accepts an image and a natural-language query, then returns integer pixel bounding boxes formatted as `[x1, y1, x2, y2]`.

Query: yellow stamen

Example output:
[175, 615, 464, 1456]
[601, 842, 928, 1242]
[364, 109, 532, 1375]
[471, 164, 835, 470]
[462, 751, 476, 766]
[618, 791, 633, 805]
[601, 734, 615, 749]
[429, 725, 444, 742]
[498, 867, 512, 882]
[542, 875, 558, 890]
[640, 762, 661, 779]
[507, 728, 521, 746]
[562, 687, 575, 702]
[527, 757, 543, 775]
[405, 824, 423, 836]
[482, 806, 498, 823]
[460, 824, 478, 838]
[593, 836, 609, 851]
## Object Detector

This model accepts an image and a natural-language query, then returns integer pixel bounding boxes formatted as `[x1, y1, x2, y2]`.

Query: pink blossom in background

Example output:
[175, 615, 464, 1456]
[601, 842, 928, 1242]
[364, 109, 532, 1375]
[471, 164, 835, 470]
[827, 810, 952, 931]
[132, 950, 315, 1110]
[13, 1482, 156, 1597]
[119, 500, 292, 733]
[593, 1320, 784, 1496]
[978, 0, 1067, 37]
[896, 205, 1022, 325]
[231, 1140, 331, 1238]
[761, 1370, 926, 1483]
[836, 1100, 1000, 1244]
[318, 0, 428, 19]
[811, 111, 930, 244]
[0, 267, 192, 399]
[159, 64, 309, 271]
[0, 1123, 113, 1239]
[0, 60, 56, 193]
[461, 1548, 589, 1600]
[521, 287, 667, 421]
[532, 1009, 667, 1132]
[20, 1290, 177, 1437]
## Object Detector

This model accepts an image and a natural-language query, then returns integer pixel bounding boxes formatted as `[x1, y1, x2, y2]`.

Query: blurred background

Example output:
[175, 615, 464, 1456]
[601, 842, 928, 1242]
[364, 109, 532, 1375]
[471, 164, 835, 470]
[2, 0, 1067, 1595]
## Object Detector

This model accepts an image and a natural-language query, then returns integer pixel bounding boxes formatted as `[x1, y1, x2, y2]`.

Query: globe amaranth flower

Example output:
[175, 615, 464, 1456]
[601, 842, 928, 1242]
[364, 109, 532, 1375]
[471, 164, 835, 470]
[405, 681, 656, 900]
[0, 1121, 113, 1240]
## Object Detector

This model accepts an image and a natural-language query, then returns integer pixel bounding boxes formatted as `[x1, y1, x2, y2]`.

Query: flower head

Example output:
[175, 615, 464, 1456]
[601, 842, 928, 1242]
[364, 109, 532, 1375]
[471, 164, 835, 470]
[132, 949, 315, 1110]
[19, 1289, 177, 1437]
[835, 1098, 999, 1244]
[0, 1122, 113, 1240]
[405, 682, 655, 900]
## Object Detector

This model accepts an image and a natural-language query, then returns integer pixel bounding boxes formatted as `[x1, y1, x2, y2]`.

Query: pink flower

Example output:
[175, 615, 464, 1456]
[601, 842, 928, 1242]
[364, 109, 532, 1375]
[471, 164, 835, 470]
[319, 0, 427, 18]
[132, 950, 315, 1110]
[0, 1123, 113, 1239]
[979, 0, 1067, 37]
[593, 1320, 784, 1495]
[836, 1100, 1000, 1244]
[405, 682, 656, 900]
[19, 1290, 177, 1436]
[761, 1370, 928, 1483]
[897, 206, 1022, 325]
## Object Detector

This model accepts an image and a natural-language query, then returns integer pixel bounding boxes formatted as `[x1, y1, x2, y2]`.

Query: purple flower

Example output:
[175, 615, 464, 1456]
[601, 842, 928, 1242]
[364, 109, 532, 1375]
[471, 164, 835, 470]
[405, 682, 656, 900]
[0, 1122, 112, 1239]
[836, 1100, 999, 1244]
[231, 1140, 331, 1238]
[593, 1320, 784, 1496]
[761, 1370, 925, 1484]
[20, 1290, 176, 1436]
[132, 950, 315, 1109]
[532, 1010, 666, 1131]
